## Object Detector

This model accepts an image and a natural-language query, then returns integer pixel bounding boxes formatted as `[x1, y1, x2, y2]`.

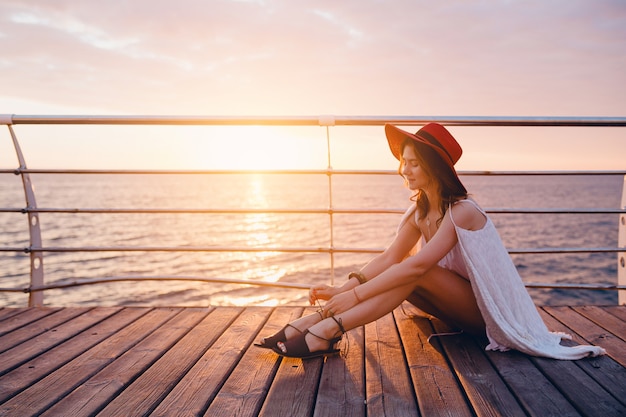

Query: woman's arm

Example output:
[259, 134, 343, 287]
[309, 209, 422, 303]
[358, 213, 422, 282]
[355, 202, 486, 302]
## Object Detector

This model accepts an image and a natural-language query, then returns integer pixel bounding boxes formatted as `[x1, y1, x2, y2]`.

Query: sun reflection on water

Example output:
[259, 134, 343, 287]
[238, 174, 286, 284]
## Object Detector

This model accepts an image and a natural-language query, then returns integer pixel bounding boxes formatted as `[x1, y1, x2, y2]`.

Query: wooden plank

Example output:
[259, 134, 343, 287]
[258, 355, 323, 417]
[574, 305, 626, 341]
[604, 305, 626, 322]
[485, 350, 581, 417]
[204, 307, 303, 417]
[394, 303, 473, 417]
[0, 307, 120, 375]
[39, 308, 210, 417]
[150, 307, 271, 416]
[531, 355, 626, 417]
[539, 308, 626, 408]
[0, 308, 174, 416]
[544, 306, 626, 366]
[0, 307, 29, 322]
[432, 320, 527, 417]
[313, 325, 365, 417]
[537, 307, 626, 416]
[0, 307, 60, 336]
[0, 307, 149, 406]
[258, 307, 323, 417]
[364, 311, 418, 416]
[0, 307, 92, 354]
[96, 307, 241, 417]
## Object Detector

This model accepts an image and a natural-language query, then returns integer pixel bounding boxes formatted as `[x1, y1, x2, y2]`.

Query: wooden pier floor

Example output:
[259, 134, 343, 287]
[0, 304, 624, 417]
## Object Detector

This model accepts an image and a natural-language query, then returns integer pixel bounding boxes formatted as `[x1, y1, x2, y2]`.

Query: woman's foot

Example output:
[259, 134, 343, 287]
[254, 311, 324, 349]
[273, 315, 346, 358]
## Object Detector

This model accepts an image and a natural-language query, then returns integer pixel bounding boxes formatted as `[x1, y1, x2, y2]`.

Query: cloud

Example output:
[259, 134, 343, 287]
[0, 1, 624, 171]
[0, 0, 624, 116]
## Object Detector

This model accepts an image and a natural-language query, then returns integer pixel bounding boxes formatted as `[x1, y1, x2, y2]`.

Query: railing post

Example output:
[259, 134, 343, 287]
[7, 124, 45, 306]
[320, 116, 336, 285]
[617, 175, 626, 304]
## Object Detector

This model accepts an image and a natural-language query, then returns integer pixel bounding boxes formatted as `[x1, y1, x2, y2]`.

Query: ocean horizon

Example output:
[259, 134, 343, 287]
[0, 173, 622, 307]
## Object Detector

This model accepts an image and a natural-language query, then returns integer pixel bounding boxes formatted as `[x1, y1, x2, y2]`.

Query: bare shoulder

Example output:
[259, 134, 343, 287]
[449, 200, 487, 231]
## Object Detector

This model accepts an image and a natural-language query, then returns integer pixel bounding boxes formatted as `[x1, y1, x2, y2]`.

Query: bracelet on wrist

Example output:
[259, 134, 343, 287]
[353, 287, 363, 303]
[348, 271, 367, 285]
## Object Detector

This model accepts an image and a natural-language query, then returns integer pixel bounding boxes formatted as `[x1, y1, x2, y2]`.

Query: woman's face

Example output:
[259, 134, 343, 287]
[401, 144, 429, 190]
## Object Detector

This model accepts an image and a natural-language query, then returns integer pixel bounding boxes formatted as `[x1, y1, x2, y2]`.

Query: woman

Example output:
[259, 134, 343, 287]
[256, 123, 605, 360]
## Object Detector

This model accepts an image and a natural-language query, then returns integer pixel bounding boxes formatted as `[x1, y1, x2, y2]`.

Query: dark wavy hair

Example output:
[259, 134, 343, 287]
[399, 138, 468, 226]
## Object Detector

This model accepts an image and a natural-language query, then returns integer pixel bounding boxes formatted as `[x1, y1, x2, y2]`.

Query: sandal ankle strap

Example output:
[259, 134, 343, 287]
[307, 329, 332, 343]
[308, 315, 346, 343]
[330, 315, 346, 335]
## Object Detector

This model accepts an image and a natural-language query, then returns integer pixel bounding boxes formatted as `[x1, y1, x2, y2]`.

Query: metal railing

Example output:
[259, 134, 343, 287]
[1, 115, 625, 307]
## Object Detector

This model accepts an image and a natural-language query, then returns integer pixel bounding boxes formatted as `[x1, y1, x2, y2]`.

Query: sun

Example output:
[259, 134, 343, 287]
[189, 125, 326, 171]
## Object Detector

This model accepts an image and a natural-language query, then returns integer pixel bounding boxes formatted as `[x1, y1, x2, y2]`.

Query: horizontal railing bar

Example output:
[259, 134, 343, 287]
[2, 168, 626, 176]
[1, 207, 408, 215]
[1, 207, 624, 215]
[6, 115, 626, 127]
[461, 170, 626, 176]
[487, 208, 626, 214]
[1, 245, 622, 254]
[1, 277, 623, 294]
[11, 246, 385, 254]
[520, 282, 625, 290]
[0, 276, 313, 292]
[2, 168, 396, 176]
[511, 247, 625, 254]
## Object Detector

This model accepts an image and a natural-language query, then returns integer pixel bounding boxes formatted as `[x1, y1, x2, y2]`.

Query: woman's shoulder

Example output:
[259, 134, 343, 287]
[449, 198, 487, 231]
[452, 197, 483, 210]
[397, 203, 419, 231]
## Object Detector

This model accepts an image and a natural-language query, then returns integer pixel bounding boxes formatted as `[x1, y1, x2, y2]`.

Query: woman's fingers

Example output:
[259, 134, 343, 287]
[324, 291, 356, 317]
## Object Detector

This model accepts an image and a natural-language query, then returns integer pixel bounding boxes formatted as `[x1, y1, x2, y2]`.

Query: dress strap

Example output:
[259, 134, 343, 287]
[449, 198, 485, 228]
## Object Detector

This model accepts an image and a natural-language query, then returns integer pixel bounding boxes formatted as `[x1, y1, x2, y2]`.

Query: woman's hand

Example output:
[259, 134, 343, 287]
[322, 289, 358, 317]
[308, 284, 339, 305]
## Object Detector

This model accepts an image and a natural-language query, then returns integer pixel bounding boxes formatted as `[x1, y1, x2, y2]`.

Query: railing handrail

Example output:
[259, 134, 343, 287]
[2, 115, 625, 306]
[4, 114, 626, 127]
[2, 207, 625, 214]
[2, 168, 626, 176]
[0, 245, 622, 255]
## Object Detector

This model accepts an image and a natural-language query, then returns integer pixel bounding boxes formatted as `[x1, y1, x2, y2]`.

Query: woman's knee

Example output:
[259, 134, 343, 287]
[408, 267, 485, 330]
[410, 267, 449, 297]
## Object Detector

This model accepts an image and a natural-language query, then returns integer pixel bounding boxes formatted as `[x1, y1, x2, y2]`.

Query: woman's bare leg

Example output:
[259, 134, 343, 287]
[303, 266, 485, 351]
[280, 311, 324, 339]
[300, 281, 416, 352]
[406, 266, 485, 335]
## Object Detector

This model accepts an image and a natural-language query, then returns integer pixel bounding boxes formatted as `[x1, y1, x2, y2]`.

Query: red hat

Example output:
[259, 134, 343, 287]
[384, 123, 462, 169]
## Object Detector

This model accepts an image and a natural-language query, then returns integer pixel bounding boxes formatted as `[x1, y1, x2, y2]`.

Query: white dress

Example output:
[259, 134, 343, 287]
[401, 199, 606, 360]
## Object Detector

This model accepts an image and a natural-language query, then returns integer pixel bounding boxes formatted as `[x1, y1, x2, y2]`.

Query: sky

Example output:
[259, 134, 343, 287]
[0, 0, 625, 170]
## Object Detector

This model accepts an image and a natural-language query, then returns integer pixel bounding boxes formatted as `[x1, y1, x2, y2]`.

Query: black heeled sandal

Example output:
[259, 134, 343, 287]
[273, 315, 346, 359]
[255, 309, 325, 349]
[254, 323, 303, 349]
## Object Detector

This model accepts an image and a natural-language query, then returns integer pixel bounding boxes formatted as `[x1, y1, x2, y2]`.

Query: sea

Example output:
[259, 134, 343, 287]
[0, 173, 622, 307]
